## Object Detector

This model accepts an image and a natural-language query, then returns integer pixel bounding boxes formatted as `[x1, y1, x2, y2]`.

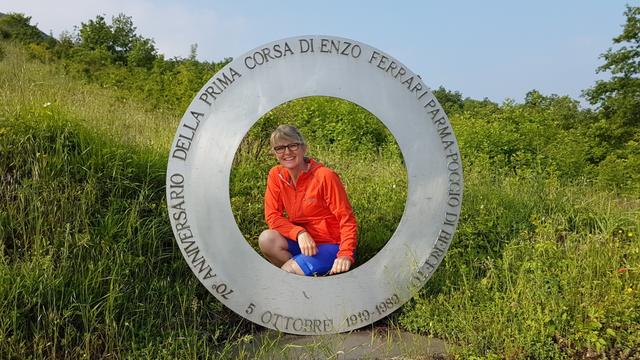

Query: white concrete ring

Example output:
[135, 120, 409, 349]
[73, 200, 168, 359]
[166, 35, 462, 335]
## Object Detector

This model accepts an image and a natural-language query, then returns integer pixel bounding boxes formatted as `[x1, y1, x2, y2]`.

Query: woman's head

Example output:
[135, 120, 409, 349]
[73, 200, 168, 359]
[270, 124, 306, 149]
[270, 125, 308, 171]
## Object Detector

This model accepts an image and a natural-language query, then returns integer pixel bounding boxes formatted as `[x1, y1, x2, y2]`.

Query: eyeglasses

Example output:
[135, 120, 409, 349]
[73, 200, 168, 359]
[273, 143, 302, 154]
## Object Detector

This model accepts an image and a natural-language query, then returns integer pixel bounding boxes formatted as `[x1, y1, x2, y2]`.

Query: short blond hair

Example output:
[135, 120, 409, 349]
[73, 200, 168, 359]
[270, 125, 306, 147]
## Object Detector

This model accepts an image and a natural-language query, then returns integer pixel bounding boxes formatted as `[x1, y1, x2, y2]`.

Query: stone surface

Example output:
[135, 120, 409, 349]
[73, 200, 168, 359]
[239, 328, 449, 359]
[167, 35, 463, 334]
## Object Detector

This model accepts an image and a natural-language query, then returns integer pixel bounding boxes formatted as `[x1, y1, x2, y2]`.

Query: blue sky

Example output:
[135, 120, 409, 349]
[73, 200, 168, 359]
[3, 0, 636, 106]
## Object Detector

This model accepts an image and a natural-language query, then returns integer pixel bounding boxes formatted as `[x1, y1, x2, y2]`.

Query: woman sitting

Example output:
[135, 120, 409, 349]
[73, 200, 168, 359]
[259, 125, 358, 276]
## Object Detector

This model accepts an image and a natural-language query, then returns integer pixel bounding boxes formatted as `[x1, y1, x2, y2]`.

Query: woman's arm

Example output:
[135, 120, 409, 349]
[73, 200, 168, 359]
[322, 169, 358, 264]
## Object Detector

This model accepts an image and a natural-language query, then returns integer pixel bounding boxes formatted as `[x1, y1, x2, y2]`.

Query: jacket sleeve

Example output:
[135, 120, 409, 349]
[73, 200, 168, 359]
[322, 170, 358, 263]
[264, 168, 305, 240]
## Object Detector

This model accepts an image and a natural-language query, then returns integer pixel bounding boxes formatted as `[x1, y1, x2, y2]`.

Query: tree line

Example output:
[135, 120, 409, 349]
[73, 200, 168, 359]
[0, 12, 231, 112]
[0, 7, 638, 191]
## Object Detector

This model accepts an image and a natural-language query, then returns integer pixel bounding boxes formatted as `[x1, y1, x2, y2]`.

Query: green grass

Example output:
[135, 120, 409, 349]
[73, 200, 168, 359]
[0, 43, 255, 358]
[0, 108, 251, 358]
[1, 40, 639, 358]
[400, 170, 640, 358]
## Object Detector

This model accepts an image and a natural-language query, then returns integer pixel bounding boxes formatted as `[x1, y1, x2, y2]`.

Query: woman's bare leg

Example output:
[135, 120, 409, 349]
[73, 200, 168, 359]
[258, 230, 292, 267]
[258, 230, 305, 275]
[281, 259, 304, 275]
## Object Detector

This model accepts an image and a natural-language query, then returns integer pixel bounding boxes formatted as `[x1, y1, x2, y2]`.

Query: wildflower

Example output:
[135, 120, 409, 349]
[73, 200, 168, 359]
[43, 102, 51, 107]
[625, 288, 633, 294]
[617, 268, 628, 273]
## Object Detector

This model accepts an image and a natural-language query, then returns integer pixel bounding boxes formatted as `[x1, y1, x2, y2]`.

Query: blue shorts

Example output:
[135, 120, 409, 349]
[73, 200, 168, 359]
[288, 239, 339, 276]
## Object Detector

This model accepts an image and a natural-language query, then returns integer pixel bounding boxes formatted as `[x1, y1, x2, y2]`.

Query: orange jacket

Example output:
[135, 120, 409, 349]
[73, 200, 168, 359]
[264, 159, 358, 262]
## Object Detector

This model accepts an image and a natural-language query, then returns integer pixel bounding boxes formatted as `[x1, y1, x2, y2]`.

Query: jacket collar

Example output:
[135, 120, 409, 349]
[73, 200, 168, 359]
[278, 158, 322, 185]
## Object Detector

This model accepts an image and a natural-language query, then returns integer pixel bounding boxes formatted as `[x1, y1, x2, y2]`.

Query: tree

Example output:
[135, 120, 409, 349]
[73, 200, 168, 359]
[78, 15, 113, 52]
[0, 13, 52, 44]
[583, 5, 639, 145]
[110, 14, 137, 63]
[53, 30, 76, 59]
[525, 90, 585, 130]
[189, 43, 198, 61]
[128, 37, 157, 69]
[432, 86, 464, 115]
[77, 13, 154, 65]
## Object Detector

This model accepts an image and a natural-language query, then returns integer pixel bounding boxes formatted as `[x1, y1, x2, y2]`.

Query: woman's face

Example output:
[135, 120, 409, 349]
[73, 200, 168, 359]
[273, 140, 306, 171]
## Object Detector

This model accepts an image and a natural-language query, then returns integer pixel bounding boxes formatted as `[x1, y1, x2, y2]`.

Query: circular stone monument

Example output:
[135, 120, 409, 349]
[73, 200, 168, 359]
[166, 35, 463, 335]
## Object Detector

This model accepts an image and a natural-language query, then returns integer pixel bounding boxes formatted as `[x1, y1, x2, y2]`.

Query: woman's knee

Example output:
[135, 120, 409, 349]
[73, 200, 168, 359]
[258, 229, 283, 252]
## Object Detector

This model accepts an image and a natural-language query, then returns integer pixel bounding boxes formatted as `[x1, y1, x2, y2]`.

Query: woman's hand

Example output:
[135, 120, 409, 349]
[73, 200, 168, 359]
[297, 231, 317, 256]
[329, 256, 352, 275]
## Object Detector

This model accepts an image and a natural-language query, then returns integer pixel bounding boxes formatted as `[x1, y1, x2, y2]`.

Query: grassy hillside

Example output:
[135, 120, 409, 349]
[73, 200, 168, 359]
[1, 18, 639, 359]
[0, 42, 252, 358]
